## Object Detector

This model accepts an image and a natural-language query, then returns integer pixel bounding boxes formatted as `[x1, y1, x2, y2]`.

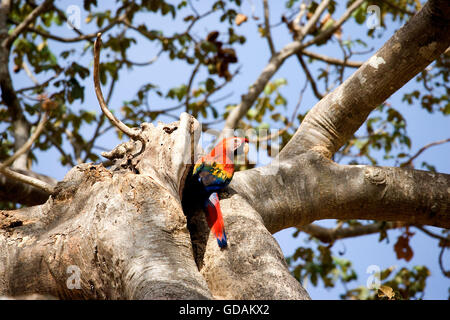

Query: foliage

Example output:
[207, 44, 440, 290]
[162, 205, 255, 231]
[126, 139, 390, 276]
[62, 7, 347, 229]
[1, 0, 448, 299]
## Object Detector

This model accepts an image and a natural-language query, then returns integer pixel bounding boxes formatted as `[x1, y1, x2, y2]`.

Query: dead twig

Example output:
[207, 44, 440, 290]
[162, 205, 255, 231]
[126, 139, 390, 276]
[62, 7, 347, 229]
[93, 33, 146, 156]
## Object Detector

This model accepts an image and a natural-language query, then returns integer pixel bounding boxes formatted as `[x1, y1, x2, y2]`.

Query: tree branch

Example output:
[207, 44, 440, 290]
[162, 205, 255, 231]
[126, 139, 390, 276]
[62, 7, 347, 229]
[298, 221, 403, 243]
[298, 0, 330, 42]
[93, 33, 146, 153]
[231, 154, 450, 233]
[25, 16, 124, 43]
[0, 0, 30, 169]
[1, 0, 53, 49]
[262, 0, 275, 56]
[220, 0, 364, 138]
[185, 61, 201, 113]
[0, 166, 54, 195]
[296, 53, 324, 100]
[0, 168, 56, 205]
[415, 225, 450, 242]
[302, 0, 365, 49]
[282, 0, 450, 159]
[302, 49, 363, 68]
[401, 138, 450, 167]
[0, 111, 48, 171]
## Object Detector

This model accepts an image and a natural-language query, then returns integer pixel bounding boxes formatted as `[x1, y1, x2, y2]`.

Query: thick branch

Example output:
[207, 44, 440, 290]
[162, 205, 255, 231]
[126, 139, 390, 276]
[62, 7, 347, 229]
[282, 0, 450, 159]
[0, 114, 309, 300]
[0, 112, 48, 171]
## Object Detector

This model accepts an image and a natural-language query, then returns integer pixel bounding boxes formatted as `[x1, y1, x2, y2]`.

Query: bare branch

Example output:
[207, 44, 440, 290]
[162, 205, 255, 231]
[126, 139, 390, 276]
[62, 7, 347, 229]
[302, 49, 363, 68]
[0, 112, 48, 171]
[16, 72, 60, 94]
[302, 0, 365, 48]
[185, 62, 201, 112]
[298, 0, 330, 41]
[439, 245, 450, 277]
[25, 17, 123, 43]
[93, 33, 146, 152]
[1, 0, 52, 49]
[220, 0, 364, 138]
[0, 166, 54, 195]
[122, 49, 162, 67]
[296, 53, 324, 100]
[401, 138, 450, 167]
[293, 2, 307, 28]
[0, 168, 56, 205]
[298, 221, 403, 243]
[415, 225, 450, 242]
[21, 61, 39, 85]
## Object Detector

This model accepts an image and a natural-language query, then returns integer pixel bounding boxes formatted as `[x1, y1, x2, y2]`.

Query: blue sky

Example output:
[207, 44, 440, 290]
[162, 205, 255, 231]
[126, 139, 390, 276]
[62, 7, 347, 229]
[11, 0, 449, 299]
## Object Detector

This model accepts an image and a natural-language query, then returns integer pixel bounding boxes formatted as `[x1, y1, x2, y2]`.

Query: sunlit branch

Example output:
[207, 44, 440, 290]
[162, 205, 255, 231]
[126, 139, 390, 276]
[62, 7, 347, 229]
[2, 0, 52, 49]
[0, 112, 48, 171]
[298, 221, 403, 243]
[302, 49, 363, 68]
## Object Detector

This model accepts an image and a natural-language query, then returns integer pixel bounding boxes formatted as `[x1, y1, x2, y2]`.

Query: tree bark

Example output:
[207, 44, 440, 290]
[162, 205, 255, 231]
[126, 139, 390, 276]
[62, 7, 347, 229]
[0, 114, 309, 299]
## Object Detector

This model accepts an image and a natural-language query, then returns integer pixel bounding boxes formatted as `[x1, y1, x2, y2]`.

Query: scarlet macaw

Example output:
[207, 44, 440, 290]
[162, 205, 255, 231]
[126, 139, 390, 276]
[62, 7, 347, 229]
[193, 137, 248, 248]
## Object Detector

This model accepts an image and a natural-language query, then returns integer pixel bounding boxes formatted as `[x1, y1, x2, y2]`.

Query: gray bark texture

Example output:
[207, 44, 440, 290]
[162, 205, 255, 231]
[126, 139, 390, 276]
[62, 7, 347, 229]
[1, 0, 449, 300]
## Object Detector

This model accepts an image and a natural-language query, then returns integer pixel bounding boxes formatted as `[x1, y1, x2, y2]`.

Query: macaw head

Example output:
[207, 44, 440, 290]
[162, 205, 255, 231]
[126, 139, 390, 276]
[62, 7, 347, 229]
[212, 137, 249, 163]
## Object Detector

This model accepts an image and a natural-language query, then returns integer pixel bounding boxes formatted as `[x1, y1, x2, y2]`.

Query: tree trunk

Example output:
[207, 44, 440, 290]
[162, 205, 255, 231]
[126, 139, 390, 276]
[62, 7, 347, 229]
[0, 114, 309, 299]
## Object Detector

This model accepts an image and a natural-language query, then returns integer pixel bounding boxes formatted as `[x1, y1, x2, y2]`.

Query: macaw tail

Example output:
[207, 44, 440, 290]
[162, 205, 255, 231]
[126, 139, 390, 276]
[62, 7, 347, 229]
[205, 192, 228, 248]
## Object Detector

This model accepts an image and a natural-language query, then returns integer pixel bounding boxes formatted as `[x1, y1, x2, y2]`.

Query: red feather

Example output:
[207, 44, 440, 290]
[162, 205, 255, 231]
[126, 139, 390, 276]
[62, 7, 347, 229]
[205, 192, 227, 248]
